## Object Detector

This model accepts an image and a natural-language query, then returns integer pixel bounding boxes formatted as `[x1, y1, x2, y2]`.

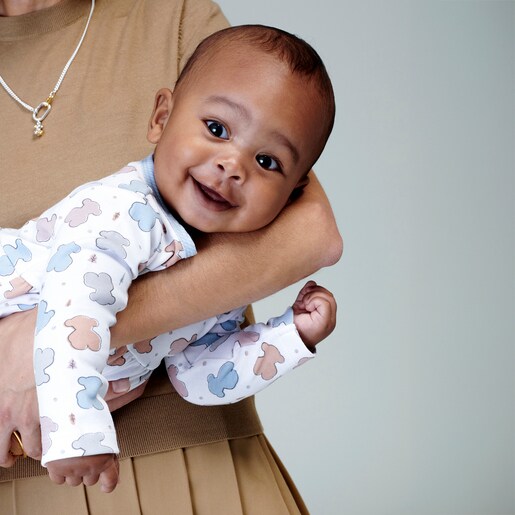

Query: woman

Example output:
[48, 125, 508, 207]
[0, 0, 342, 512]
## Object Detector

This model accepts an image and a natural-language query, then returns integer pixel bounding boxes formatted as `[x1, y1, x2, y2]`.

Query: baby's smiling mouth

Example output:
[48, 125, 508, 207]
[193, 178, 237, 210]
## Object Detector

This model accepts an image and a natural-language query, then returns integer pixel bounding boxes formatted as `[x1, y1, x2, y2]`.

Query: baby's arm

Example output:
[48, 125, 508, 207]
[163, 306, 314, 406]
[35, 175, 171, 486]
[163, 281, 336, 406]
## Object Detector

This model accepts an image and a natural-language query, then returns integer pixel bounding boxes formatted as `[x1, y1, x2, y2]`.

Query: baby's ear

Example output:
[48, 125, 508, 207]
[147, 88, 174, 144]
[288, 174, 310, 203]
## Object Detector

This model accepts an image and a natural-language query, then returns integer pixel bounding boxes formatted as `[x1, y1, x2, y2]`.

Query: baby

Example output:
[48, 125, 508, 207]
[0, 24, 336, 491]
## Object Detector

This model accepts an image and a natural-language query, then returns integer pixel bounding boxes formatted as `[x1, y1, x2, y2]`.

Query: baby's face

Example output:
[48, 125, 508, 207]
[148, 46, 326, 233]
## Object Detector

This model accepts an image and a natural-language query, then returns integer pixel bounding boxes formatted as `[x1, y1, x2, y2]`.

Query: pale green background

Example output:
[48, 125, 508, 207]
[216, 1, 514, 514]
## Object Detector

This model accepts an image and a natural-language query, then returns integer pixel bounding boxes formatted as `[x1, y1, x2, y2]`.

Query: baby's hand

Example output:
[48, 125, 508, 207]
[292, 281, 337, 350]
[46, 453, 119, 493]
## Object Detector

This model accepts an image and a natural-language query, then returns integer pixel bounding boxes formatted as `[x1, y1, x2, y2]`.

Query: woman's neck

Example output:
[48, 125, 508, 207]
[0, 0, 62, 16]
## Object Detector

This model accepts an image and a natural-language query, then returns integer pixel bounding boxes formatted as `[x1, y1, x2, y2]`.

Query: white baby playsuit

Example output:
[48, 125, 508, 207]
[0, 155, 313, 465]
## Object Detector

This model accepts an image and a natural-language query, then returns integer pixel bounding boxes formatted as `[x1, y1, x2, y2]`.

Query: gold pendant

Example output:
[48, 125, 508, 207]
[32, 98, 53, 138]
[33, 120, 44, 137]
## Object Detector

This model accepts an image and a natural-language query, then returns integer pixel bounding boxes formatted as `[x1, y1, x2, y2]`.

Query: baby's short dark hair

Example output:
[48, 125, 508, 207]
[176, 25, 335, 166]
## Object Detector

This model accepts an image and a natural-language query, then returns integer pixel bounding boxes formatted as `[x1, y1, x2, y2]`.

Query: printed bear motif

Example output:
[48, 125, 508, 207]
[167, 364, 189, 398]
[35, 300, 55, 334]
[107, 346, 127, 366]
[208, 330, 260, 352]
[129, 200, 159, 231]
[46, 242, 81, 272]
[40, 416, 58, 456]
[34, 347, 55, 386]
[84, 271, 116, 305]
[72, 433, 115, 455]
[253, 343, 285, 380]
[64, 315, 101, 351]
[76, 376, 104, 410]
[115, 165, 137, 175]
[163, 240, 184, 268]
[3, 276, 32, 299]
[169, 333, 197, 354]
[295, 356, 313, 368]
[95, 230, 130, 260]
[189, 332, 220, 348]
[207, 361, 239, 398]
[64, 198, 102, 227]
[119, 179, 151, 195]
[36, 214, 57, 242]
[133, 338, 153, 354]
[0, 238, 32, 276]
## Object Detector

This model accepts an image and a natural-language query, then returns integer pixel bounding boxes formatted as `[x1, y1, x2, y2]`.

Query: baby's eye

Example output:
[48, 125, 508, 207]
[205, 120, 229, 139]
[256, 154, 281, 172]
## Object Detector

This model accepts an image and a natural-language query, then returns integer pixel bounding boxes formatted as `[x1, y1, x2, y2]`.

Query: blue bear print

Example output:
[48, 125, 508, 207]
[119, 180, 151, 195]
[0, 238, 32, 276]
[17, 303, 38, 311]
[76, 376, 104, 410]
[84, 272, 116, 305]
[34, 347, 55, 386]
[36, 299, 55, 334]
[72, 433, 115, 455]
[129, 201, 159, 231]
[46, 242, 81, 272]
[220, 320, 238, 331]
[267, 310, 293, 328]
[190, 332, 221, 348]
[207, 361, 239, 398]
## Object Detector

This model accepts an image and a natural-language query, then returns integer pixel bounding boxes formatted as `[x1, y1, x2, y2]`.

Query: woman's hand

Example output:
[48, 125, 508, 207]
[0, 309, 42, 466]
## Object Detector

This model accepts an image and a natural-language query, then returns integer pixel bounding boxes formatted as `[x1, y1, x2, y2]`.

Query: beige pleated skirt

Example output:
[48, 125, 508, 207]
[0, 435, 308, 515]
[0, 306, 308, 514]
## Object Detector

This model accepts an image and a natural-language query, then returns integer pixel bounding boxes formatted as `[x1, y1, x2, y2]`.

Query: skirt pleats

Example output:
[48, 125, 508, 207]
[0, 435, 309, 514]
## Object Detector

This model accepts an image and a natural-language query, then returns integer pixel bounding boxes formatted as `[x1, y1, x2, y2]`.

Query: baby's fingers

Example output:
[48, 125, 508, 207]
[304, 291, 337, 330]
[65, 475, 84, 487]
[47, 470, 66, 485]
[99, 458, 120, 493]
[293, 280, 318, 310]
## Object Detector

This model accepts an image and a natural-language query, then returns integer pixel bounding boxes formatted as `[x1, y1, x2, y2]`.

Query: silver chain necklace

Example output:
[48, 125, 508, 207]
[0, 0, 95, 137]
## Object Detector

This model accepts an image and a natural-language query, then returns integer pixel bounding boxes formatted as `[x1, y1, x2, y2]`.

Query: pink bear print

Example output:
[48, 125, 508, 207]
[169, 333, 197, 354]
[40, 416, 58, 457]
[4, 276, 33, 299]
[167, 364, 189, 398]
[64, 198, 101, 228]
[133, 338, 153, 354]
[117, 165, 137, 174]
[295, 356, 313, 368]
[215, 330, 260, 351]
[163, 240, 184, 268]
[64, 315, 101, 351]
[107, 346, 128, 366]
[36, 213, 57, 242]
[253, 342, 285, 380]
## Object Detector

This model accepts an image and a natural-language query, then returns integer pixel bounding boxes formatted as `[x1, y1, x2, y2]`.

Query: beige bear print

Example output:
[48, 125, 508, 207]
[4, 276, 33, 299]
[133, 338, 153, 354]
[169, 333, 197, 354]
[163, 240, 184, 268]
[167, 364, 188, 398]
[107, 346, 128, 366]
[253, 342, 285, 380]
[64, 315, 101, 351]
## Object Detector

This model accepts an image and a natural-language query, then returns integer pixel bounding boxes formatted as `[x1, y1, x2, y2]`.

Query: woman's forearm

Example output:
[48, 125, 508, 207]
[111, 172, 342, 347]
